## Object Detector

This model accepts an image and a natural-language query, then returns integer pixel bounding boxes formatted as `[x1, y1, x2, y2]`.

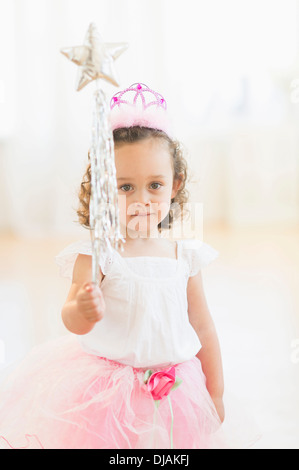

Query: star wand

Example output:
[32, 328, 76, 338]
[61, 23, 128, 284]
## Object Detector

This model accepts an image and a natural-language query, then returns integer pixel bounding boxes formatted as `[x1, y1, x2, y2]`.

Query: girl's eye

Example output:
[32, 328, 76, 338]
[150, 182, 162, 190]
[119, 183, 162, 192]
[119, 184, 132, 192]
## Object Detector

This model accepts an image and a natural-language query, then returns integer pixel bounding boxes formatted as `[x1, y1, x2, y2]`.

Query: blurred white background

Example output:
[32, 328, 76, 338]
[0, 0, 299, 449]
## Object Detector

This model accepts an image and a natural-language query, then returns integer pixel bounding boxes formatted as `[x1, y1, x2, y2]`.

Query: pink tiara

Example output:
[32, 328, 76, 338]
[109, 83, 172, 135]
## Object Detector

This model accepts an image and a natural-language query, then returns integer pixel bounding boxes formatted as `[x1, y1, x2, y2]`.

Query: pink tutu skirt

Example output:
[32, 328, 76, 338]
[0, 335, 250, 449]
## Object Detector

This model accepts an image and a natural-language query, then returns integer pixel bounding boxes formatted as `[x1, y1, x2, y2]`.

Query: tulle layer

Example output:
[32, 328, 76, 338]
[0, 335, 232, 449]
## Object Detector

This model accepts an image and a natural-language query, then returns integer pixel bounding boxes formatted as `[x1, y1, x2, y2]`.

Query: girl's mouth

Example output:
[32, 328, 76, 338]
[132, 213, 153, 217]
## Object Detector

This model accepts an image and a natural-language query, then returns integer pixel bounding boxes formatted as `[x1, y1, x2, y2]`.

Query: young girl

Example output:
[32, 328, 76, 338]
[0, 83, 229, 449]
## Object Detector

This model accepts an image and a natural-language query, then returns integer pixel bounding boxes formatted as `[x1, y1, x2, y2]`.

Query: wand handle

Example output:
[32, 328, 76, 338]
[89, 89, 124, 284]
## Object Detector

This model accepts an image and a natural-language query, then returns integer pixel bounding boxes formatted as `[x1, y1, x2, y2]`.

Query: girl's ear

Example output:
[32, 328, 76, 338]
[171, 174, 183, 199]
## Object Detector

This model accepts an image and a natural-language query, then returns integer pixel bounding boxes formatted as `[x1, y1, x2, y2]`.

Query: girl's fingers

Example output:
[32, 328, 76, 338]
[76, 283, 105, 324]
[83, 308, 104, 322]
[78, 298, 105, 318]
[78, 287, 103, 301]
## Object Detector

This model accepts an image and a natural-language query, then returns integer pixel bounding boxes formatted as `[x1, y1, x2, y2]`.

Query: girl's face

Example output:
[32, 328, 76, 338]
[115, 138, 181, 240]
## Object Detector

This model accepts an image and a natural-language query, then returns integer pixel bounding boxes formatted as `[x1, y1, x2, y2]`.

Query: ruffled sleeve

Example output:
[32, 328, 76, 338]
[54, 240, 115, 280]
[181, 239, 219, 277]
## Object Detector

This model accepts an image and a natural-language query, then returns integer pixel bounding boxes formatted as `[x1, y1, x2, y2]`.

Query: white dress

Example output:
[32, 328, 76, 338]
[55, 238, 219, 369]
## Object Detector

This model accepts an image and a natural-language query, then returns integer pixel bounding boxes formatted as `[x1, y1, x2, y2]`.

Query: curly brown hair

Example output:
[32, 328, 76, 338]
[77, 126, 191, 233]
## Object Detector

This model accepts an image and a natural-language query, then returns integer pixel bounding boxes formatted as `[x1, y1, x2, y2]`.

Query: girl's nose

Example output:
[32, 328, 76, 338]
[134, 188, 152, 206]
[128, 191, 152, 215]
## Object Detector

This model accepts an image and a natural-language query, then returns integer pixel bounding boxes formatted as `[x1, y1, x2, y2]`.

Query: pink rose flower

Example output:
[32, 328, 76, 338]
[146, 366, 176, 401]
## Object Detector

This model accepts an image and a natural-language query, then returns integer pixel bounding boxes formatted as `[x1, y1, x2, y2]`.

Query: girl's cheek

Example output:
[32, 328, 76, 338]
[118, 193, 127, 214]
[118, 194, 133, 224]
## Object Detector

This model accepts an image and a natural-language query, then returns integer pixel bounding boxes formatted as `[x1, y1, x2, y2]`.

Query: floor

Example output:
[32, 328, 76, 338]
[0, 223, 298, 449]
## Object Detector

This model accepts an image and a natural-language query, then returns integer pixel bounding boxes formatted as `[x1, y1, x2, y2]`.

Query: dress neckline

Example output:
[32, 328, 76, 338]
[114, 240, 179, 261]
[110, 240, 182, 281]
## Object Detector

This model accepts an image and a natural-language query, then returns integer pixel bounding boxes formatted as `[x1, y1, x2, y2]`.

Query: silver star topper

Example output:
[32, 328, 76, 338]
[61, 23, 128, 91]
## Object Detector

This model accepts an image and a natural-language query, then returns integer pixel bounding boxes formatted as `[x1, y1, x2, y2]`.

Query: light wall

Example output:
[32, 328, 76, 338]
[0, 0, 299, 237]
